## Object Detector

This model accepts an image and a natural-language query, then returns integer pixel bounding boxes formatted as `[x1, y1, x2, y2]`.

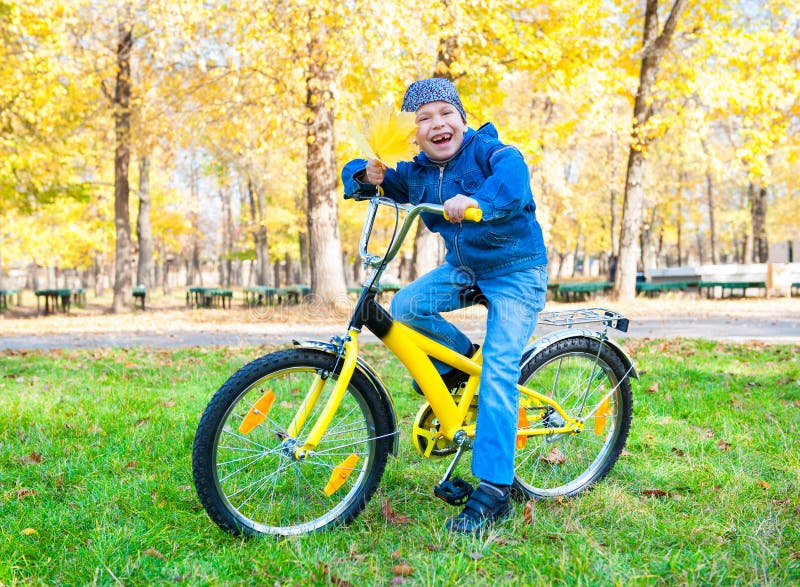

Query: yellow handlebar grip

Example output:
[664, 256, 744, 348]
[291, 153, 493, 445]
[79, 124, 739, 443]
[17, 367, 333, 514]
[443, 207, 483, 222]
[464, 208, 483, 222]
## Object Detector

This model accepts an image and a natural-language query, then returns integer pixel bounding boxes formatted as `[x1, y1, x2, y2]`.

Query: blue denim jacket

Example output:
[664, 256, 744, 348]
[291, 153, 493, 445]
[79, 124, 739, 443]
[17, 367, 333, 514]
[342, 123, 547, 279]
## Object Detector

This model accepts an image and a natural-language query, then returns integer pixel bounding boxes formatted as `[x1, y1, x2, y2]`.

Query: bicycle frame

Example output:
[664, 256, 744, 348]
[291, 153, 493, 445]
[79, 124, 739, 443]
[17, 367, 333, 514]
[291, 198, 587, 459]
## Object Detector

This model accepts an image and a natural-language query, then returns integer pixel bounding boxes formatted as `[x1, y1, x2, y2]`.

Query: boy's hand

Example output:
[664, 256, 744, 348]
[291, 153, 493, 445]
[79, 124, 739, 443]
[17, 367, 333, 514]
[364, 159, 386, 185]
[444, 194, 480, 223]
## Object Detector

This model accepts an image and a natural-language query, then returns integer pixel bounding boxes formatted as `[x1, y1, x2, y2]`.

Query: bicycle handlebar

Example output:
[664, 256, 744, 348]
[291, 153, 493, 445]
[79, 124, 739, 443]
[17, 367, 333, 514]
[357, 198, 481, 269]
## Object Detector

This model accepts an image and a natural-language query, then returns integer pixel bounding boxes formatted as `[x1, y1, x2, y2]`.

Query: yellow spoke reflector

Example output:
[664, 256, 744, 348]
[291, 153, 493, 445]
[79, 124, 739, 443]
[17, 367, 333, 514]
[516, 406, 529, 449]
[324, 453, 360, 496]
[238, 390, 276, 434]
[594, 397, 610, 435]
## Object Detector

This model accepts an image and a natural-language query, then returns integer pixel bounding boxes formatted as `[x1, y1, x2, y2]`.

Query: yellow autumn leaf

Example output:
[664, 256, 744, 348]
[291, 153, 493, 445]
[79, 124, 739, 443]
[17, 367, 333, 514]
[349, 103, 418, 168]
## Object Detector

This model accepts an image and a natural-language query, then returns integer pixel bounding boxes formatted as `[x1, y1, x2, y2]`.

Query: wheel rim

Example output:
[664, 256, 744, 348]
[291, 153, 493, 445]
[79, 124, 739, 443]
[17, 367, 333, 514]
[210, 366, 377, 535]
[515, 351, 624, 496]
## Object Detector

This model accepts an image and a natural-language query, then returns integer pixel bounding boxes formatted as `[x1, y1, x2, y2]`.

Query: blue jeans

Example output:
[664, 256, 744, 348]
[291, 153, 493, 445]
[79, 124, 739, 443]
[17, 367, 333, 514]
[391, 263, 548, 485]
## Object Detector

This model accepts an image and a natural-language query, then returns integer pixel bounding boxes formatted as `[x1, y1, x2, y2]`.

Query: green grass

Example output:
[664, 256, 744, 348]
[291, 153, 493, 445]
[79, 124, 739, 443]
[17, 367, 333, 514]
[1, 339, 798, 586]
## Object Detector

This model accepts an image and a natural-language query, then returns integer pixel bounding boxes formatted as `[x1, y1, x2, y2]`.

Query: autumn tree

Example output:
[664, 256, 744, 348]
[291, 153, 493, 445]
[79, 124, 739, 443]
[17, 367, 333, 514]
[614, 0, 687, 299]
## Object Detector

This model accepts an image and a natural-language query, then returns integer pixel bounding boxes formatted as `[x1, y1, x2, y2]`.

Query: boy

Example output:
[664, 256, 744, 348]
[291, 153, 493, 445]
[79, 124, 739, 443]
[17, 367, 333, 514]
[342, 78, 548, 533]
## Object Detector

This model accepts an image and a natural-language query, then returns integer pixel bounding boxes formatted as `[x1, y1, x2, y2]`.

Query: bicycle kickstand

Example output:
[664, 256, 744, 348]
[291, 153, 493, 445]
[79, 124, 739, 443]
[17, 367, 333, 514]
[433, 431, 474, 506]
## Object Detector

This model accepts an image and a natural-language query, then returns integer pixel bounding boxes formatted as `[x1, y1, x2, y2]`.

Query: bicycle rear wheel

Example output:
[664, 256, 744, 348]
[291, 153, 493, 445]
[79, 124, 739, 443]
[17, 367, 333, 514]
[192, 348, 394, 536]
[514, 336, 633, 499]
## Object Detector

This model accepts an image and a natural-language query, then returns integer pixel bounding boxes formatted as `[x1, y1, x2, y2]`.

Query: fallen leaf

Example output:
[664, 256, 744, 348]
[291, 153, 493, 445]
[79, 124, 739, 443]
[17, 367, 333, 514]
[671, 447, 685, 457]
[21, 528, 37, 536]
[19, 451, 43, 465]
[329, 571, 354, 587]
[540, 446, 566, 465]
[142, 547, 165, 560]
[16, 488, 36, 499]
[757, 481, 771, 490]
[716, 439, 731, 451]
[391, 564, 414, 577]
[646, 382, 660, 393]
[522, 501, 535, 524]
[641, 489, 668, 498]
[381, 500, 411, 525]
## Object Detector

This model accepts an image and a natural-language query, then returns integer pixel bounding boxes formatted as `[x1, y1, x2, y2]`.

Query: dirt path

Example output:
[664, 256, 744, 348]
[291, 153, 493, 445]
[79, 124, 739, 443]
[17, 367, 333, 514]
[1, 296, 798, 351]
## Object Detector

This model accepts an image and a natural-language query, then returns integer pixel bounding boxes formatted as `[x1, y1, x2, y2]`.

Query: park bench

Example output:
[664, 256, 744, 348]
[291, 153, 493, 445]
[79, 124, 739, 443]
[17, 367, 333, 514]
[636, 281, 695, 297]
[697, 281, 767, 299]
[347, 283, 401, 301]
[133, 286, 147, 310]
[187, 287, 234, 308]
[244, 285, 278, 306]
[0, 288, 21, 311]
[276, 285, 310, 305]
[552, 281, 613, 303]
[35, 288, 72, 314]
[72, 288, 86, 308]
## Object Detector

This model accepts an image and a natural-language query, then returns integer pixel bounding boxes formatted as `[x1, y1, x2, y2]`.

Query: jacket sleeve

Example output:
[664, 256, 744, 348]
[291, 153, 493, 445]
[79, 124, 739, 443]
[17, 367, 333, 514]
[470, 145, 533, 222]
[341, 159, 410, 204]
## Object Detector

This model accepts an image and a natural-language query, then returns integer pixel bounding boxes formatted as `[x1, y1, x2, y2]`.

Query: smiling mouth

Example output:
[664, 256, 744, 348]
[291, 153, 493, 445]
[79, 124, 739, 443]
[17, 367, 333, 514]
[431, 134, 452, 145]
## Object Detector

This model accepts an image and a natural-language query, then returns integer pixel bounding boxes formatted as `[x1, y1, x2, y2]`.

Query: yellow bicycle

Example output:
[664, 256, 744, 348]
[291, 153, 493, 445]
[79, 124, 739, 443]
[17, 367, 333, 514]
[192, 197, 636, 537]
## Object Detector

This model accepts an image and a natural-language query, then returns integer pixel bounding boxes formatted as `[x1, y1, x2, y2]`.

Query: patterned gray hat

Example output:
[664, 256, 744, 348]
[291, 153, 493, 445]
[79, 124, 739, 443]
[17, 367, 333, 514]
[401, 78, 466, 121]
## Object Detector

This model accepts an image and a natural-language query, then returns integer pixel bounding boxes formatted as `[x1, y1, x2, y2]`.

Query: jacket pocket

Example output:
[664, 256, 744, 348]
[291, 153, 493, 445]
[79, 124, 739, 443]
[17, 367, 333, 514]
[454, 170, 484, 195]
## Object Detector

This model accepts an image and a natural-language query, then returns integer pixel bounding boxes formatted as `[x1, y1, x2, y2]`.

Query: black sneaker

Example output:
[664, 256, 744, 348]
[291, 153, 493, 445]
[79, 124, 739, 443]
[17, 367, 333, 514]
[445, 482, 511, 534]
[413, 343, 480, 395]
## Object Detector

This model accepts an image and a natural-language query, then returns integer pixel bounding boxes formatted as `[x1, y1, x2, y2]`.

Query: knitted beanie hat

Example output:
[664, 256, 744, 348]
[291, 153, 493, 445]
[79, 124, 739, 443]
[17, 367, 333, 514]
[401, 78, 467, 122]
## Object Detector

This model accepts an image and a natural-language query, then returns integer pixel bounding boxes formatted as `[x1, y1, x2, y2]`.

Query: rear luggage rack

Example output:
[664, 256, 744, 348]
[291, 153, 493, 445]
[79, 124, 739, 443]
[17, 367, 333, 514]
[538, 308, 629, 333]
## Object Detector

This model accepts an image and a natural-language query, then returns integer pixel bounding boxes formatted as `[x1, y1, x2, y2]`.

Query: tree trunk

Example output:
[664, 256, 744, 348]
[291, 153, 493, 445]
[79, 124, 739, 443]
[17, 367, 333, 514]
[112, 21, 133, 313]
[136, 154, 154, 290]
[221, 187, 234, 287]
[187, 162, 202, 286]
[750, 183, 768, 263]
[411, 222, 443, 280]
[701, 139, 719, 264]
[607, 135, 620, 257]
[304, 18, 347, 305]
[614, 0, 687, 300]
[296, 195, 310, 284]
[247, 180, 270, 286]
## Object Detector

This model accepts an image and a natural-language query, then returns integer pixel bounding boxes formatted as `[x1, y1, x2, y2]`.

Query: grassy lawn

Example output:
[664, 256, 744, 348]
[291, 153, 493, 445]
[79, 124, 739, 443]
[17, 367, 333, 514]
[1, 339, 798, 585]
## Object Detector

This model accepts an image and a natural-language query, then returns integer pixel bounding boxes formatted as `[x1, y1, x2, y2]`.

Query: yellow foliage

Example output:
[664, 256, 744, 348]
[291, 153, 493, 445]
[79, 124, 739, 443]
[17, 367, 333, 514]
[349, 104, 418, 169]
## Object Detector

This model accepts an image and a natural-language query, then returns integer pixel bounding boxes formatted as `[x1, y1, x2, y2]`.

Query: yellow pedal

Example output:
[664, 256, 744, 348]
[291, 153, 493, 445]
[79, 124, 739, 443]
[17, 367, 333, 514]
[324, 453, 359, 496]
[238, 390, 276, 434]
[594, 398, 610, 435]
[516, 406, 529, 449]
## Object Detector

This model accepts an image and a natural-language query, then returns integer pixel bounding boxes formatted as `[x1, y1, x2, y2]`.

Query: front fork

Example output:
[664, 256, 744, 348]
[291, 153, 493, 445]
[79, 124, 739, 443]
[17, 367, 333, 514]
[292, 328, 361, 460]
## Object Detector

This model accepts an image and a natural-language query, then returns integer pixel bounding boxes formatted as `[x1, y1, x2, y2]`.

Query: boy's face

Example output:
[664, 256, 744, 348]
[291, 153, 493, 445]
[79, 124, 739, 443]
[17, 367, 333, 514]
[414, 101, 468, 162]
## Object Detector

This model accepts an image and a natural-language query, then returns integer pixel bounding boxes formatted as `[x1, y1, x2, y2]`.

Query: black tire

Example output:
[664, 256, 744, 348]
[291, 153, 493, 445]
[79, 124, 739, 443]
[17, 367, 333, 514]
[513, 337, 633, 499]
[192, 348, 394, 536]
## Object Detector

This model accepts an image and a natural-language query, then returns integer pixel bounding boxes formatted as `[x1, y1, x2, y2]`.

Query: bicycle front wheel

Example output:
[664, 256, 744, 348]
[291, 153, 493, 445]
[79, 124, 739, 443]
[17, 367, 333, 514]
[192, 348, 394, 536]
[514, 336, 633, 499]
